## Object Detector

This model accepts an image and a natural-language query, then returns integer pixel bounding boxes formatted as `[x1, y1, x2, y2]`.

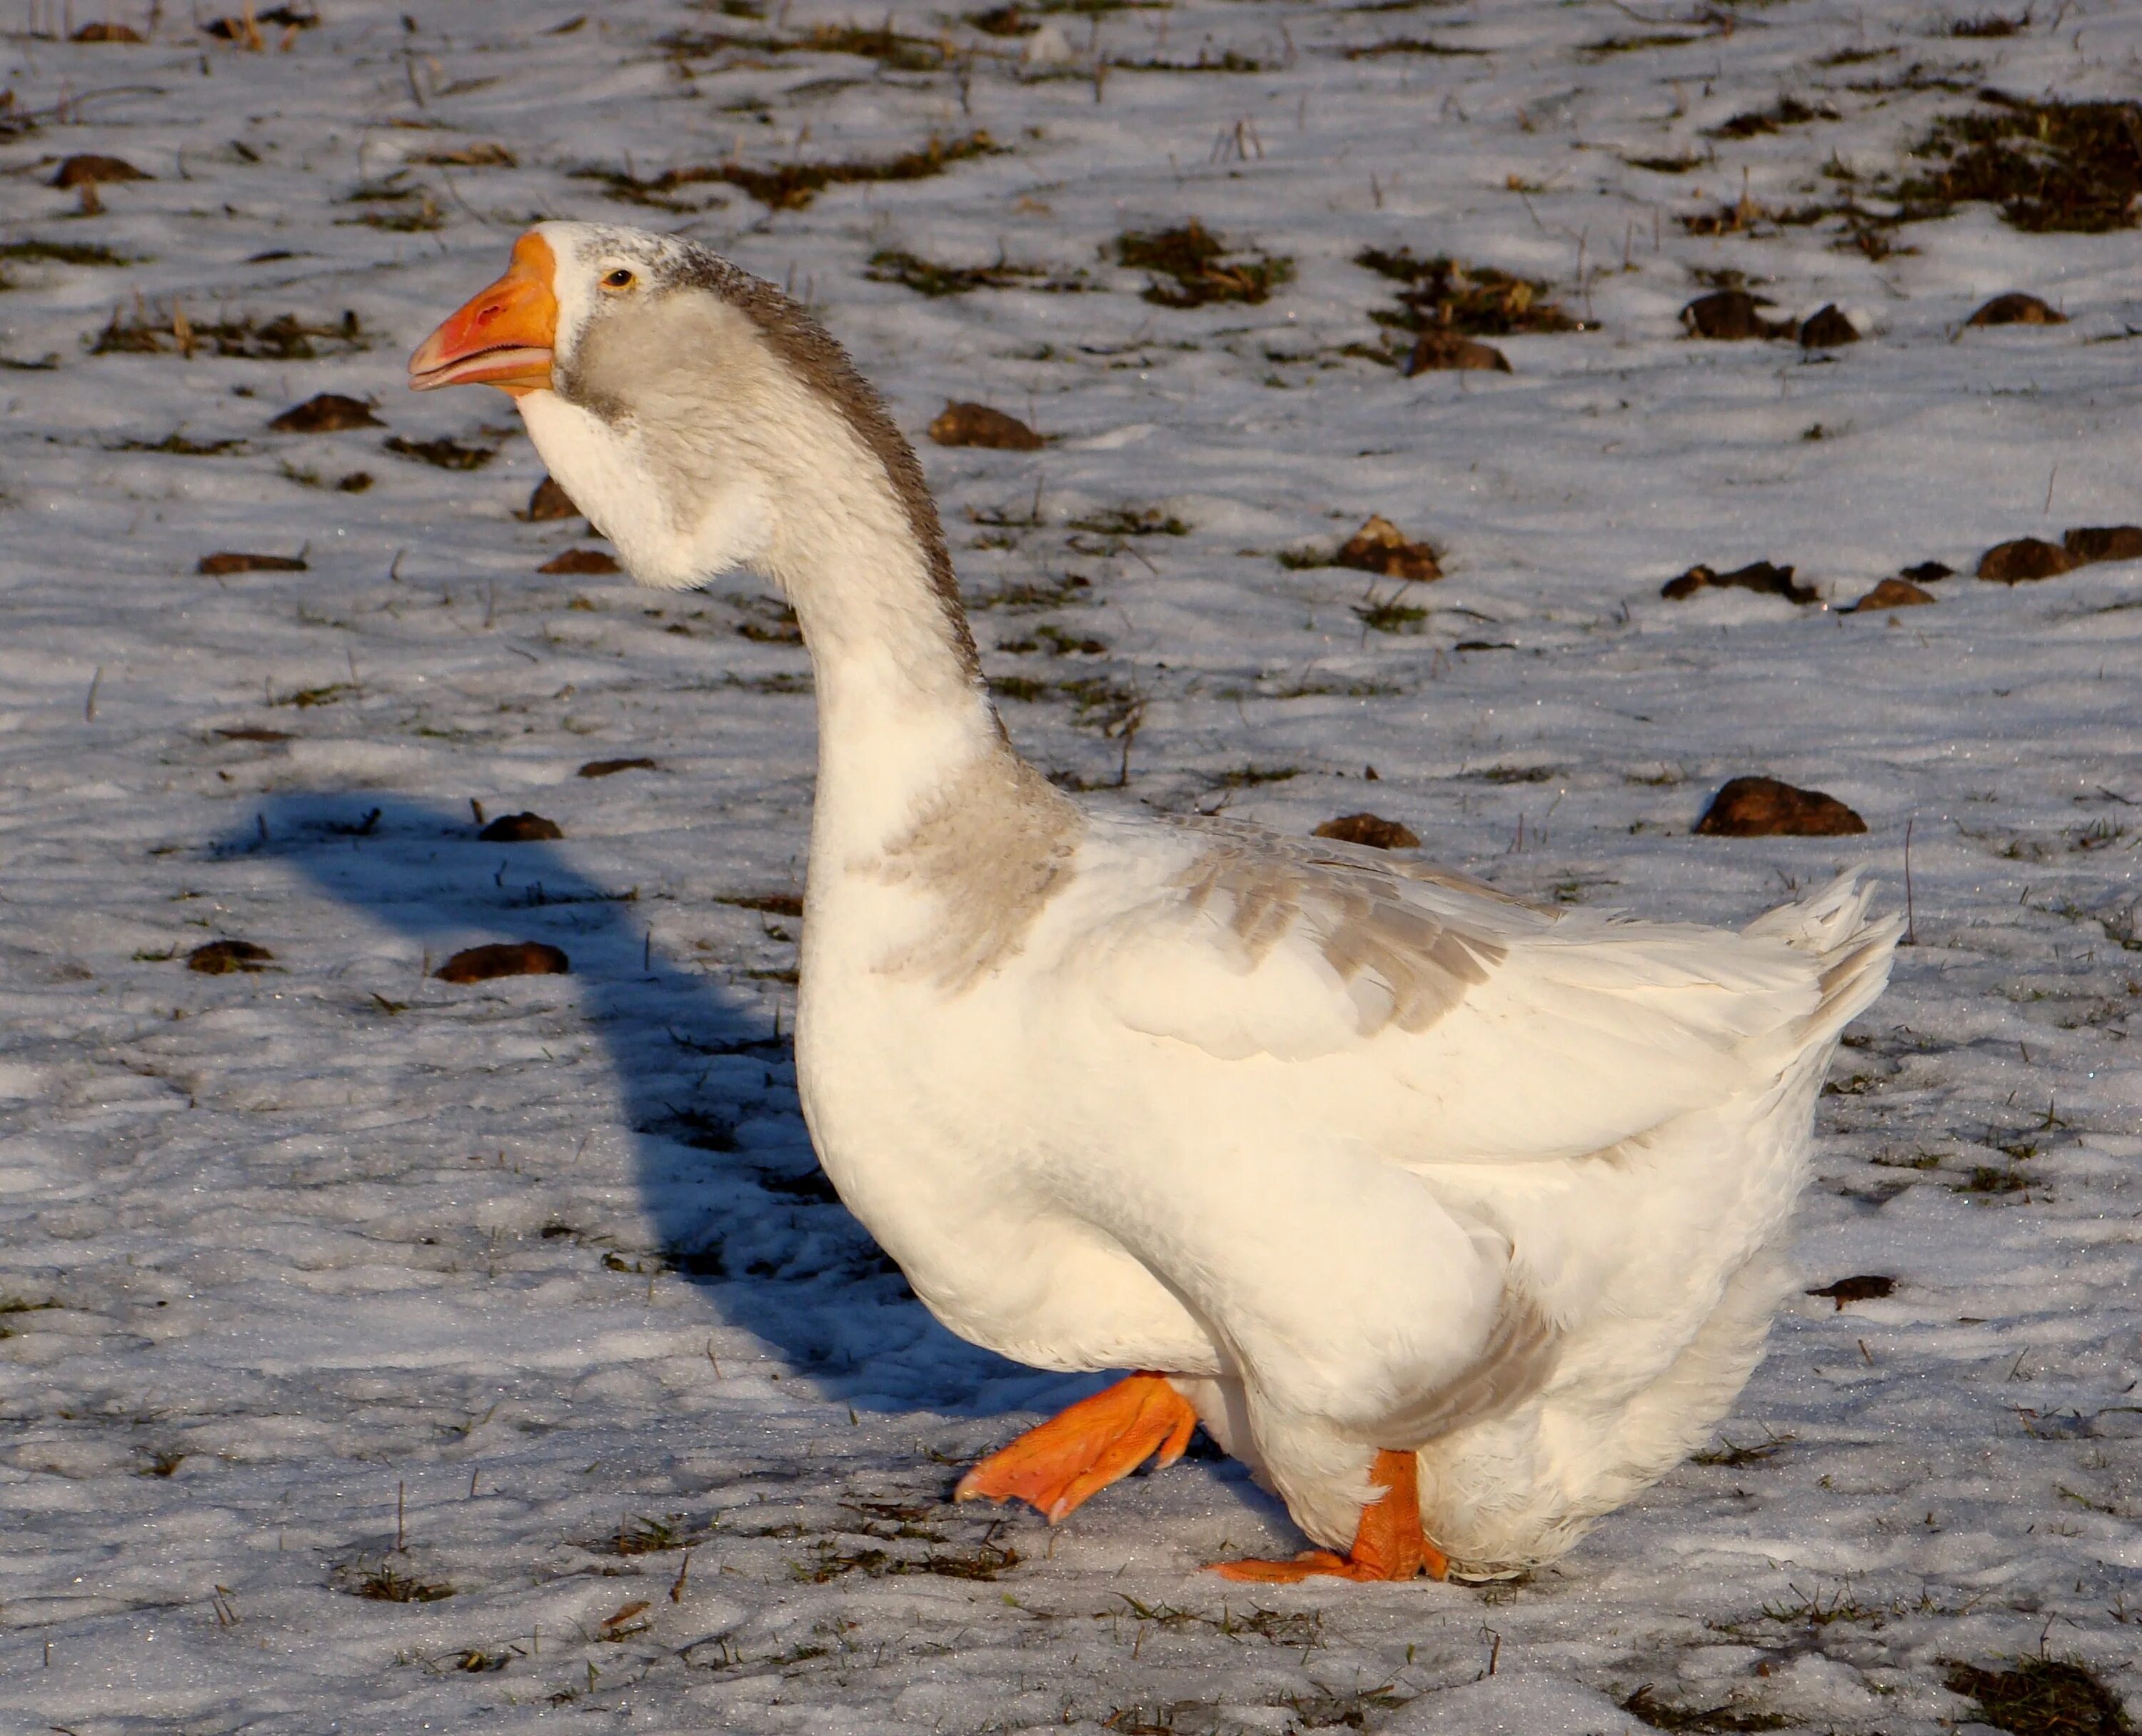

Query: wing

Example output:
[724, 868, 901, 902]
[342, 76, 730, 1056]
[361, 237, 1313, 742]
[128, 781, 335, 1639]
[1070, 817, 1830, 1162]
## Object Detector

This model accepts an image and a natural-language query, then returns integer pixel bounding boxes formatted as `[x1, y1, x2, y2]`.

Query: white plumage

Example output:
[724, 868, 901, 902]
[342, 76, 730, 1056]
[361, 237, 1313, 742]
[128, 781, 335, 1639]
[411, 222, 1900, 1580]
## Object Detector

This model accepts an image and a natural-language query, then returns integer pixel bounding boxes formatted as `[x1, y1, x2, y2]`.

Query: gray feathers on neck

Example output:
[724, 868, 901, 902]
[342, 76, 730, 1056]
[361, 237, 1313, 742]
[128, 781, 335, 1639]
[663, 246, 982, 684]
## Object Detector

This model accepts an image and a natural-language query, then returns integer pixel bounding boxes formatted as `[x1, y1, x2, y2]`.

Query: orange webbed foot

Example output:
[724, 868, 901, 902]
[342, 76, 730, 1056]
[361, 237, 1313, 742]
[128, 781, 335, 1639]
[955, 1373, 1197, 1524]
[1209, 1449, 1449, 1584]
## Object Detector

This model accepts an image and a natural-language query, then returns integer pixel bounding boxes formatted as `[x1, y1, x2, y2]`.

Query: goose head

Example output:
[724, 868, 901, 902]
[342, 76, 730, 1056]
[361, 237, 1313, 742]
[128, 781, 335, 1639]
[407, 222, 963, 652]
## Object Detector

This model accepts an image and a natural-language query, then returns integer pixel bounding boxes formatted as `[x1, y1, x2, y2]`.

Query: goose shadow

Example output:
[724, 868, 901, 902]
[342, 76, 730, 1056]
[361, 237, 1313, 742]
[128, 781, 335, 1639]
[235, 792, 1073, 1420]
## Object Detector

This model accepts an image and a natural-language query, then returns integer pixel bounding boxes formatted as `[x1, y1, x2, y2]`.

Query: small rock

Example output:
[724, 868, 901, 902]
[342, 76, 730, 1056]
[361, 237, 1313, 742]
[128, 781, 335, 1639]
[2062, 525, 2142, 566]
[435, 941, 570, 984]
[51, 153, 149, 187]
[268, 393, 381, 433]
[1333, 515, 1442, 582]
[1680, 289, 1786, 340]
[1798, 304, 1859, 348]
[478, 812, 563, 842]
[525, 475, 579, 520]
[1806, 1274, 1895, 1309]
[198, 552, 308, 575]
[1899, 560, 1954, 584]
[1314, 812, 1421, 849]
[1695, 775, 1866, 837]
[1976, 538, 2076, 583]
[578, 757, 658, 778]
[1966, 292, 2065, 328]
[1405, 330, 1510, 375]
[213, 726, 291, 742]
[72, 21, 145, 39]
[1661, 560, 1817, 605]
[538, 548, 620, 575]
[1847, 577, 1936, 612]
[187, 939, 273, 974]
[927, 401, 1044, 450]
[336, 471, 373, 493]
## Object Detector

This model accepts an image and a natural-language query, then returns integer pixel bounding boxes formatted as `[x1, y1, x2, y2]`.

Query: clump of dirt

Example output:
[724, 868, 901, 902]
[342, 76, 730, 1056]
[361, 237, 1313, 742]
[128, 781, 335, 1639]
[1799, 304, 1859, 347]
[1944, 1657, 2133, 1736]
[578, 757, 657, 778]
[1978, 538, 2076, 582]
[268, 393, 380, 433]
[1696, 777, 1866, 837]
[198, 551, 308, 575]
[478, 813, 563, 842]
[0, 238, 133, 267]
[51, 153, 149, 187]
[1682, 290, 1791, 340]
[1706, 94, 1836, 139]
[187, 939, 274, 974]
[1407, 332, 1510, 374]
[1333, 515, 1441, 582]
[1897, 91, 2142, 231]
[1116, 221, 1293, 308]
[2063, 525, 2142, 564]
[72, 21, 145, 39]
[1314, 812, 1420, 849]
[928, 402, 1044, 450]
[524, 477, 579, 520]
[383, 434, 495, 470]
[538, 549, 620, 575]
[1967, 291, 2065, 326]
[1847, 577, 1936, 612]
[94, 306, 366, 360]
[1806, 1274, 1895, 1308]
[1661, 561, 1818, 605]
[436, 942, 570, 984]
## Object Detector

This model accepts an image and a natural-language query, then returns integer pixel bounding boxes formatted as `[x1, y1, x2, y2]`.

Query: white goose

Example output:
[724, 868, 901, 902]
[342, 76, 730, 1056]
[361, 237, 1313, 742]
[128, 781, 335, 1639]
[411, 223, 1899, 1581]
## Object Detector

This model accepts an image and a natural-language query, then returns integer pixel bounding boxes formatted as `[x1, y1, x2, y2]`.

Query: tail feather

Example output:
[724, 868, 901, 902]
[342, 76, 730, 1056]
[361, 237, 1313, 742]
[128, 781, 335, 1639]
[1744, 872, 1902, 1061]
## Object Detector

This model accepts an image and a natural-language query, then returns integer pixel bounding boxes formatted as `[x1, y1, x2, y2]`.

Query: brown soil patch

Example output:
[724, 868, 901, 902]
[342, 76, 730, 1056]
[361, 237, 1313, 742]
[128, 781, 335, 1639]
[268, 393, 381, 433]
[1406, 332, 1510, 374]
[2063, 525, 2142, 565]
[1117, 221, 1293, 308]
[52, 154, 149, 187]
[1798, 304, 1859, 348]
[198, 552, 307, 575]
[1661, 561, 1817, 605]
[1314, 812, 1421, 849]
[1967, 292, 2066, 326]
[1899, 92, 2142, 232]
[436, 942, 570, 983]
[1978, 538, 2076, 582]
[1848, 577, 1936, 612]
[1695, 776, 1866, 837]
[72, 22, 145, 40]
[1357, 248, 1577, 337]
[538, 548, 620, 575]
[187, 939, 274, 974]
[383, 435, 495, 471]
[1944, 1657, 2132, 1736]
[1333, 515, 1441, 582]
[578, 757, 658, 778]
[928, 402, 1043, 450]
[1806, 1275, 1895, 1308]
[525, 476, 579, 520]
[478, 813, 563, 842]
[1681, 290, 1789, 340]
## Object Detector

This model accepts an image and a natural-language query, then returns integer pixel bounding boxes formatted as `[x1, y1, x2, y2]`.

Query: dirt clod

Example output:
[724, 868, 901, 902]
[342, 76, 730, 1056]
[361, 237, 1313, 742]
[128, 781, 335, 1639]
[1967, 292, 2066, 327]
[928, 402, 1044, 450]
[1695, 776, 1866, 837]
[198, 552, 308, 575]
[72, 21, 145, 40]
[187, 939, 274, 974]
[1661, 561, 1818, 605]
[2062, 525, 2142, 565]
[1406, 331, 1511, 374]
[51, 153, 149, 188]
[435, 942, 570, 983]
[525, 476, 579, 520]
[578, 757, 658, 778]
[1798, 304, 1859, 348]
[1901, 560, 1954, 583]
[1314, 812, 1421, 849]
[1681, 290, 1787, 340]
[268, 393, 381, 433]
[538, 548, 620, 575]
[383, 435, 494, 471]
[1848, 577, 1936, 612]
[478, 812, 563, 842]
[1333, 516, 1442, 582]
[1978, 538, 2077, 583]
[1806, 1274, 1895, 1308]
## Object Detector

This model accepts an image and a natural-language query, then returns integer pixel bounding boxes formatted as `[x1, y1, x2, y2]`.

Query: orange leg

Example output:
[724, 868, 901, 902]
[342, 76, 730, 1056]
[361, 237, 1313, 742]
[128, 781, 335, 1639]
[954, 1373, 1198, 1524]
[1211, 1449, 1449, 1583]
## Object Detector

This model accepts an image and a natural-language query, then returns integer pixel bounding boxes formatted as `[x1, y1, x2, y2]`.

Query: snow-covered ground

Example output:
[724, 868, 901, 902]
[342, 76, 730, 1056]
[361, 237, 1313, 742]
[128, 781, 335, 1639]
[4, 1, 2142, 1730]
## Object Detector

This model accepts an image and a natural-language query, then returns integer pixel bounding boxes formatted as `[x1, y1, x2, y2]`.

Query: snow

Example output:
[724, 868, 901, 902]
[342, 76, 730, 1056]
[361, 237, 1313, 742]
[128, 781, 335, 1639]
[4, 0, 2141, 1730]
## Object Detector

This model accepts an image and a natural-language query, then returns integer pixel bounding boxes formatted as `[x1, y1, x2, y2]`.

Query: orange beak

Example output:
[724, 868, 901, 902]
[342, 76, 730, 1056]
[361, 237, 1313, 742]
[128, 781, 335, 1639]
[408, 233, 559, 396]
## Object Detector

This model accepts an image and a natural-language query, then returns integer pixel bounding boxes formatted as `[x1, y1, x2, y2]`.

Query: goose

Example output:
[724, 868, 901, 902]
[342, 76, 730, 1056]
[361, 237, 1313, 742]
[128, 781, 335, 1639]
[409, 223, 1900, 1581]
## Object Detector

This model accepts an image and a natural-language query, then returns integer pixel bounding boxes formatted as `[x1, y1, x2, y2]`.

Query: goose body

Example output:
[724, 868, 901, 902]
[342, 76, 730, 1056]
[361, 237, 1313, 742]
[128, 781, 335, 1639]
[412, 223, 1899, 1577]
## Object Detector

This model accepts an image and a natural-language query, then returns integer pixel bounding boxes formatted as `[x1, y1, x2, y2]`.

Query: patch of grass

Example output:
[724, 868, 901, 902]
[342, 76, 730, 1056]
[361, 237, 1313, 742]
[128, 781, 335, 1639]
[1761, 1583, 1876, 1628]
[724, 131, 1000, 211]
[1944, 1657, 2133, 1735]
[1, 239, 133, 266]
[1216, 765, 1301, 788]
[1691, 1430, 1791, 1466]
[1352, 590, 1429, 633]
[1115, 221, 1292, 308]
[91, 306, 366, 359]
[967, 573, 1093, 610]
[1110, 49, 1272, 72]
[347, 1562, 453, 1603]
[865, 248, 1087, 296]
[1625, 151, 1711, 173]
[1622, 1686, 1794, 1732]
[1580, 31, 1707, 58]
[793, 1538, 1018, 1583]
[383, 435, 496, 470]
[1895, 91, 2142, 231]
[1949, 9, 2032, 38]
[1354, 247, 1577, 338]
[109, 432, 246, 456]
[1067, 505, 1189, 537]
[1706, 94, 1836, 138]
[1346, 35, 1486, 58]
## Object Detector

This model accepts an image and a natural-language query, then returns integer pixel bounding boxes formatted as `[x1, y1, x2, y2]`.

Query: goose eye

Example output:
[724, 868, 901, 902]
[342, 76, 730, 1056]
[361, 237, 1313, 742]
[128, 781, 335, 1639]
[600, 268, 636, 292]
